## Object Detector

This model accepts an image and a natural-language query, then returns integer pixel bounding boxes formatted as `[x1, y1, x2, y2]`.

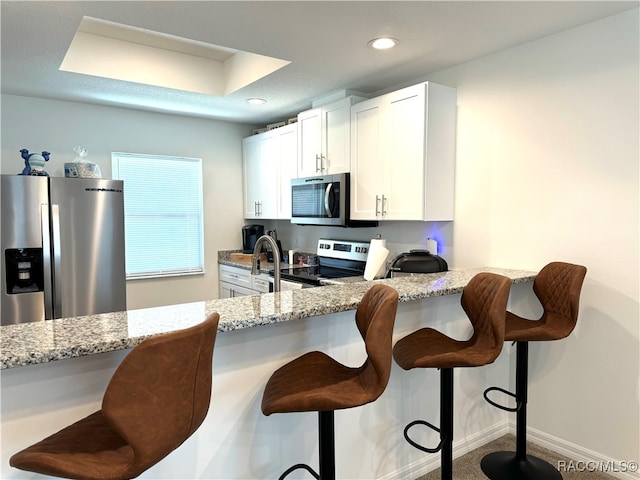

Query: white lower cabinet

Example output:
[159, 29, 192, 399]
[219, 264, 270, 298]
[350, 81, 457, 221]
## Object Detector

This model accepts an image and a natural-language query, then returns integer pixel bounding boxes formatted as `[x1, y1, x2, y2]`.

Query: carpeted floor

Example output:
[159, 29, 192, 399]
[416, 434, 617, 480]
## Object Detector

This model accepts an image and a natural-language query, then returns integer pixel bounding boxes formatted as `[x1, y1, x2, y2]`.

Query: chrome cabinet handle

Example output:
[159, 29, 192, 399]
[315, 154, 321, 172]
[320, 154, 326, 173]
[375, 195, 381, 216]
[381, 195, 387, 216]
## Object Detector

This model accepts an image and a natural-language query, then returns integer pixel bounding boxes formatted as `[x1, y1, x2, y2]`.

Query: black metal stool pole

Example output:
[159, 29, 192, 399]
[515, 342, 528, 461]
[319, 411, 336, 480]
[441, 368, 454, 480]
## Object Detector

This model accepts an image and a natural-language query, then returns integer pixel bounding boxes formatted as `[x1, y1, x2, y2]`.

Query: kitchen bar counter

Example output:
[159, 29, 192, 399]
[0, 267, 535, 370]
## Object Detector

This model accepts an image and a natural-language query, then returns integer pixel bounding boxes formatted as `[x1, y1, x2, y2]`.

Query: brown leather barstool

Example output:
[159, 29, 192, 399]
[481, 261, 587, 480]
[393, 272, 512, 480]
[10, 313, 220, 480]
[261, 284, 399, 480]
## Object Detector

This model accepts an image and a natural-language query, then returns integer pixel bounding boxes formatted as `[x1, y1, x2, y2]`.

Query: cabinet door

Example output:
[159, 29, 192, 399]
[277, 124, 297, 219]
[297, 108, 322, 177]
[323, 99, 351, 174]
[259, 133, 278, 218]
[350, 98, 385, 220]
[243, 135, 262, 218]
[243, 132, 277, 219]
[385, 84, 426, 220]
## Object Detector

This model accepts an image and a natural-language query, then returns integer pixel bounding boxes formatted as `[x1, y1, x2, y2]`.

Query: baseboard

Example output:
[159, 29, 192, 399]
[379, 421, 509, 480]
[509, 423, 640, 480]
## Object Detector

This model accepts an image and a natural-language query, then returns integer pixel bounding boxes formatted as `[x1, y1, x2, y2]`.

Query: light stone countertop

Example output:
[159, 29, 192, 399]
[0, 266, 536, 370]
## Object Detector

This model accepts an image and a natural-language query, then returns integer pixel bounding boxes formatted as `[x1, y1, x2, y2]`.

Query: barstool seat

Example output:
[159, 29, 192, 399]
[481, 261, 587, 480]
[10, 313, 220, 480]
[262, 284, 399, 480]
[393, 272, 512, 480]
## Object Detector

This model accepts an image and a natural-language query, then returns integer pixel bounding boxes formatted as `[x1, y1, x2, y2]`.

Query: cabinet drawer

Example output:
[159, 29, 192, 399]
[251, 273, 271, 293]
[219, 265, 251, 288]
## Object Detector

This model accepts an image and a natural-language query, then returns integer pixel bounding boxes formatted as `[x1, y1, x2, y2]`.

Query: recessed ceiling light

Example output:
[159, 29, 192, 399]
[368, 37, 399, 50]
[246, 98, 267, 105]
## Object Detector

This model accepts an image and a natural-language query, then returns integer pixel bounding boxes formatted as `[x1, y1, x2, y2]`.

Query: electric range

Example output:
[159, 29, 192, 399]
[272, 239, 370, 287]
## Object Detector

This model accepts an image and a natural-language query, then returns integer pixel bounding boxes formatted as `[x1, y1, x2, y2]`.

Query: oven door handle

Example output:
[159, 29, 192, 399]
[324, 182, 334, 217]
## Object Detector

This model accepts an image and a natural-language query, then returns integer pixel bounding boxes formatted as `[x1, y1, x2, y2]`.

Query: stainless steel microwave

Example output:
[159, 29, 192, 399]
[290, 173, 377, 227]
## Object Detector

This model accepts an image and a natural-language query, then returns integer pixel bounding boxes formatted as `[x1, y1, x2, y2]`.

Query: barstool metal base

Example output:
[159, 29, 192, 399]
[481, 451, 563, 480]
[278, 411, 334, 480]
[402, 368, 454, 480]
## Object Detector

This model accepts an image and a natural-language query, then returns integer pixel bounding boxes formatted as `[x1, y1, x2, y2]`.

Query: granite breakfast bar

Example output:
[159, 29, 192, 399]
[1, 267, 535, 479]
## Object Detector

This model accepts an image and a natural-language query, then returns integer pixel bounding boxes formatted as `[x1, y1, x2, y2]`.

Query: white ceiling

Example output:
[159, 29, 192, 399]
[1, 1, 637, 125]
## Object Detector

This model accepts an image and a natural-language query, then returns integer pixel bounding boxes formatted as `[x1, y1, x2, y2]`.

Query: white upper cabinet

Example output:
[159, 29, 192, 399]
[297, 96, 363, 177]
[243, 131, 277, 219]
[242, 123, 298, 220]
[350, 82, 456, 221]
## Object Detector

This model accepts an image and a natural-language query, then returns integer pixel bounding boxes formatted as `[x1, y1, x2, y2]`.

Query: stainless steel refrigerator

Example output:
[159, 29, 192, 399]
[1, 175, 127, 325]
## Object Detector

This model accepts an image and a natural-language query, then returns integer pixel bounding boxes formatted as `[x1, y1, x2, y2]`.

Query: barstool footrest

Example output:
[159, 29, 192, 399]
[481, 450, 563, 480]
[483, 386, 520, 412]
[403, 419, 444, 454]
[278, 463, 320, 480]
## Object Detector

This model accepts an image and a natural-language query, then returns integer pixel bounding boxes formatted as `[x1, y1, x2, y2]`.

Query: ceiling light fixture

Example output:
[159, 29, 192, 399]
[246, 97, 267, 105]
[368, 37, 399, 50]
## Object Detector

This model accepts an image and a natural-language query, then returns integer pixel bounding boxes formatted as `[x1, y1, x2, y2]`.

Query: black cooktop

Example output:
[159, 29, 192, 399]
[272, 262, 365, 286]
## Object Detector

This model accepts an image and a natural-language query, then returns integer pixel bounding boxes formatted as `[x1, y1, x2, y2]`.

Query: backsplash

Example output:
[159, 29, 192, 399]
[256, 220, 454, 266]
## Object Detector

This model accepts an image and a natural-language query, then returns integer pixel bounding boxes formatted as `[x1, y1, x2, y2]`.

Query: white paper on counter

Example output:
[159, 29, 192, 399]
[364, 239, 389, 280]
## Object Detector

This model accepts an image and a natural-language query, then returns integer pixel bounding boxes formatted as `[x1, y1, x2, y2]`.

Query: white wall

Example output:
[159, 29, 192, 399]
[423, 9, 639, 465]
[1, 95, 254, 309]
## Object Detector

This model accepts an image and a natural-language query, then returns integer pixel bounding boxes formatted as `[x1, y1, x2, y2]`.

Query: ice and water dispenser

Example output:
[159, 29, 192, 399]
[5, 248, 45, 294]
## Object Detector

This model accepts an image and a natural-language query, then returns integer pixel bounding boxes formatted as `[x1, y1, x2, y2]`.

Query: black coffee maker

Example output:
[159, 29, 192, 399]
[242, 224, 264, 253]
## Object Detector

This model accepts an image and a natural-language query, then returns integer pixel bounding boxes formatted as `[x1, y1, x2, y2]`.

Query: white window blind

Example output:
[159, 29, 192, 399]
[112, 153, 204, 279]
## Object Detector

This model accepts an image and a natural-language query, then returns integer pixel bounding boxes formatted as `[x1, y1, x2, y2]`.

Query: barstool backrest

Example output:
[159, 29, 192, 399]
[461, 273, 512, 364]
[355, 284, 400, 400]
[533, 261, 587, 337]
[102, 312, 220, 477]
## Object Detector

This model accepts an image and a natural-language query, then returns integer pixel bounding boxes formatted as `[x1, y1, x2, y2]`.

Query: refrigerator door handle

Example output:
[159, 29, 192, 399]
[41, 204, 54, 320]
[50, 204, 63, 319]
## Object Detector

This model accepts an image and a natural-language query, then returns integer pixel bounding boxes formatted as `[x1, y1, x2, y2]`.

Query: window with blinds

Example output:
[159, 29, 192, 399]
[112, 153, 204, 279]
